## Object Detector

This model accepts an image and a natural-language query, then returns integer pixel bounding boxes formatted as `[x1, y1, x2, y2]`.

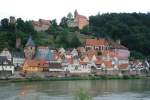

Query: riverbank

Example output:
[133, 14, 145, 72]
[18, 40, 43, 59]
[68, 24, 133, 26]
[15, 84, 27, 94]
[0, 75, 143, 83]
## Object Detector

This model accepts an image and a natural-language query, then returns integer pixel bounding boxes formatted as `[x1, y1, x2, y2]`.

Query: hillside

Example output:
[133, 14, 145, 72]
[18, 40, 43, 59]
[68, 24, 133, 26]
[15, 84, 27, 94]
[88, 13, 150, 58]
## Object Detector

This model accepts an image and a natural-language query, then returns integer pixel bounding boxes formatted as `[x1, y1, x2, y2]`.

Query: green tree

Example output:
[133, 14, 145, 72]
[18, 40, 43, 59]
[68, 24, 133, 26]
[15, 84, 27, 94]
[1, 18, 9, 30]
[60, 17, 68, 28]
[70, 35, 81, 48]
[67, 12, 73, 19]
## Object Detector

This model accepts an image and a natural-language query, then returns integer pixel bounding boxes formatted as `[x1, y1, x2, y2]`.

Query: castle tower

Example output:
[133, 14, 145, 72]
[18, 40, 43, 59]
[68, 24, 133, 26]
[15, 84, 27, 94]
[16, 38, 21, 48]
[24, 36, 35, 59]
[10, 16, 16, 24]
[74, 10, 78, 17]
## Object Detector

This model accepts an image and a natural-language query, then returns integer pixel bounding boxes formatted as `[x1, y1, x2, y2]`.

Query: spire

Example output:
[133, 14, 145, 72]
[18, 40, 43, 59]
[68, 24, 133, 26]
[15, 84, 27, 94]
[74, 9, 78, 17]
[25, 36, 35, 47]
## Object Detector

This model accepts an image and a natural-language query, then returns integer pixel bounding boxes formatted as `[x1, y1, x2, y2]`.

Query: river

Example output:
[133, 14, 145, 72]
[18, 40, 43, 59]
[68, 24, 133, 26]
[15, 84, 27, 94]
[0, 79, 150, 100]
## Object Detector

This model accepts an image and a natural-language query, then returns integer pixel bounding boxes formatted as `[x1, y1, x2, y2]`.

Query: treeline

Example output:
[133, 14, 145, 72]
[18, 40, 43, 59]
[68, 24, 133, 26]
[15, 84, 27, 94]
[0, 18, 37, 51]
[0, 17, 81, 51]
[86, 13, 150, 58]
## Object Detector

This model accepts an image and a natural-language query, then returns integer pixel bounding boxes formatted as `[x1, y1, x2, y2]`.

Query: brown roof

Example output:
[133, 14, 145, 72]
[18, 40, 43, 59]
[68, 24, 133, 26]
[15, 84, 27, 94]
[32, 19, 50, 26]
[39, 19, 50, 25]
[24, 59, 47, 68]
[76, 14, 88, 20]
[119, 64, 128, 69]
[86, 39, 108, 46]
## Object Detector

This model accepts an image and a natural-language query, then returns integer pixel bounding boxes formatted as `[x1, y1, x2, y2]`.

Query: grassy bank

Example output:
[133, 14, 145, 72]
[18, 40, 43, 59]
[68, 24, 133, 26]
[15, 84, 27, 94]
[0, 75, 142, 83]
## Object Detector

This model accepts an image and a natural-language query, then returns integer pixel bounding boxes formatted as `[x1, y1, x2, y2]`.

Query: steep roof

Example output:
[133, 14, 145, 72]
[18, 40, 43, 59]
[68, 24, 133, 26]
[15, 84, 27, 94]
[86, 38, 108, 46]
[25, 36, 35, 47]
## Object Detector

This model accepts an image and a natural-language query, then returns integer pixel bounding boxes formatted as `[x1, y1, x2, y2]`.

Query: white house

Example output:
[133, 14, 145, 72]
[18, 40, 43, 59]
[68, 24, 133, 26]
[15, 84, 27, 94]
[0, 48, 12, 61]
[71, 48, 78, 57]
[0, 56, 15, 75]
[12, 52, 25, 67]
[63, 60, 91, 74]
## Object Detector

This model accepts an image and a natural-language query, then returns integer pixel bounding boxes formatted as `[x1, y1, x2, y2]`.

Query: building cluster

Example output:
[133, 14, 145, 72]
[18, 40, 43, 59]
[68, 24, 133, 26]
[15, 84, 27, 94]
[1, 36, 149, 79]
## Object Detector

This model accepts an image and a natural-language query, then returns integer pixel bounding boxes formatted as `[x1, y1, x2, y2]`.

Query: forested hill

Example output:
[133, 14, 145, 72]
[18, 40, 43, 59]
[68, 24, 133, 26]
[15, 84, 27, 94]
[88, 13, 150, 58]
[0, 12, 150, 59]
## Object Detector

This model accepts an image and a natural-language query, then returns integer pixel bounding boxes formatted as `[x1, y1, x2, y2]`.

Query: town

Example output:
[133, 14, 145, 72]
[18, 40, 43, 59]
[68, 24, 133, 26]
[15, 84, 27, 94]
[0, 10, 150, 80]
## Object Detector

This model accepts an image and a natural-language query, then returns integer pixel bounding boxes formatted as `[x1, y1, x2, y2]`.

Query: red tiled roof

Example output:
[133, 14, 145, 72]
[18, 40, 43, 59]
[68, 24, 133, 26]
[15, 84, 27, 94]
[103, 61, 113, 68]
[119, 64, 128, 69]
[24, 59, 47, 67]
[95, 60, 102, 65]
[86, 39, 108, 46]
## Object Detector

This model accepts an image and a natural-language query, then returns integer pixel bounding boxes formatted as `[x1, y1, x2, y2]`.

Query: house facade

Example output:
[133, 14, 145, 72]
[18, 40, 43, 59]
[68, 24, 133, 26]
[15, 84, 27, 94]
[85, 38, 109, 52]
[23, 59, 47, 72]
[0, 56, 15, 77]
[12, 52, 25, 67]
[35, 46, 53, 61]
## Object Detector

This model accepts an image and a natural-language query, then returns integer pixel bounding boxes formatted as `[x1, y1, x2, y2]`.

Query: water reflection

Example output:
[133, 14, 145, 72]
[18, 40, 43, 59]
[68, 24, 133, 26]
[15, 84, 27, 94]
[0, 79, 150, 100]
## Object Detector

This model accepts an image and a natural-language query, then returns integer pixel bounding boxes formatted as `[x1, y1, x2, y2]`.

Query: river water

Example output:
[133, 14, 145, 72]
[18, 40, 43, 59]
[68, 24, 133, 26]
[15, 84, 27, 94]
[0, 79, 150, 100]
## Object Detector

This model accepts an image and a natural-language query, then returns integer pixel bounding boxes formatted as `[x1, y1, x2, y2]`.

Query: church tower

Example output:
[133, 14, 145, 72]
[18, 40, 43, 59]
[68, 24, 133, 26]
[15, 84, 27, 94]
[24, 36, 35, 59]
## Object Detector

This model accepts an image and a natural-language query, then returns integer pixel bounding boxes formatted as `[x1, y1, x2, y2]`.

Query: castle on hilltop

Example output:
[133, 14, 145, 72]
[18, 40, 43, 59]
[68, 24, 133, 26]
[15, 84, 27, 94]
[32, 19, 51, 32]
[67, 10, 89, 30]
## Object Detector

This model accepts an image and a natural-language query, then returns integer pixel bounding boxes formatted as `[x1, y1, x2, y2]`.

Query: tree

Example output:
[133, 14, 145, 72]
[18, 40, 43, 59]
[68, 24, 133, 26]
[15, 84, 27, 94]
[67, 12, 73, 19]
[80, 26, 90, 35]
[70, 35, 81, 48]
[1, 18, 9, 30]
[60, 17, 68, 28]
[89, 13, 150, 57]
[16, 18, 25, 31]
[130, 51, 145, 59]
[47, 19, 59, 36]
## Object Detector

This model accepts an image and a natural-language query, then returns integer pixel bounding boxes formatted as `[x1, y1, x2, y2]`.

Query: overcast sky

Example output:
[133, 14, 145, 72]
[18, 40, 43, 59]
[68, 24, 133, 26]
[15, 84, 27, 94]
[0, 0, 150, 22]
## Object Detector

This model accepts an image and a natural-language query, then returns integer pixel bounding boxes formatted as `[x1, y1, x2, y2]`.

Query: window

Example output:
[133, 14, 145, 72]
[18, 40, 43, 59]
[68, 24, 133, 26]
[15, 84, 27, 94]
[75, 66, 78, 70]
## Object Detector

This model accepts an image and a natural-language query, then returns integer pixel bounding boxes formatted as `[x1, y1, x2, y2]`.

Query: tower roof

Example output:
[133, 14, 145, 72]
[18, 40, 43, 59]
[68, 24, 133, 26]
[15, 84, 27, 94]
[25, 36, 35, 47]
[74, 9, 78, 17]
